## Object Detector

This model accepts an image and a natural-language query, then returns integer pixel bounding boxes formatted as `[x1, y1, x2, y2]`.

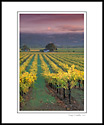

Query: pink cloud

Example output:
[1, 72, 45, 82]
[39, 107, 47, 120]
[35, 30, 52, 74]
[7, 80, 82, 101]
[57, 25, 84, 32]
[20, 14, 84, 34]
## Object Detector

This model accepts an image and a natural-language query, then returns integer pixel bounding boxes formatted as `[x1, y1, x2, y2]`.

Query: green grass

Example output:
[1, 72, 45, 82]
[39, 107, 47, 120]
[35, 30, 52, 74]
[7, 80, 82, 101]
[55, 48, 84, 52]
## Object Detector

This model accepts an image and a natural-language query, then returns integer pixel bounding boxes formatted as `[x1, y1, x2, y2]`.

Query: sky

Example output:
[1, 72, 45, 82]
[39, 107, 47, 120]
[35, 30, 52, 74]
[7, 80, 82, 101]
[20, 14, 84, 34]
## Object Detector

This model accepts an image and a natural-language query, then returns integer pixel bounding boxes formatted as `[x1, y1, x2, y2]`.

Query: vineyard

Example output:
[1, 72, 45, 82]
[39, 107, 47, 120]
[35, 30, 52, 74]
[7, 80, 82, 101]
[19, 51, 84, 111]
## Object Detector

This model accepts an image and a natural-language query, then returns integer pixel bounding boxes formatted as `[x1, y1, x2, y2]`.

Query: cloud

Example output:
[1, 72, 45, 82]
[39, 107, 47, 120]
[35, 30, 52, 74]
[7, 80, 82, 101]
[57, 25, 84, 33]
[20, 14, 84, 34]
[20, 14, 84, 24]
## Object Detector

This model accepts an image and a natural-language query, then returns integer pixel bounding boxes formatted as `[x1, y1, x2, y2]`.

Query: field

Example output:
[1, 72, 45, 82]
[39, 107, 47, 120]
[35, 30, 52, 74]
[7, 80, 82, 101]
[19, 50, 84, 111]
[29, 48, 84, 52]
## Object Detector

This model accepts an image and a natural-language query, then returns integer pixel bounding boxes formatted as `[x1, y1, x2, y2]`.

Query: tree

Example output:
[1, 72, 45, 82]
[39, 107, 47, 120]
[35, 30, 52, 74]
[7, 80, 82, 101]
[21, 45, 30, 51]
[45, 43, 57, 51]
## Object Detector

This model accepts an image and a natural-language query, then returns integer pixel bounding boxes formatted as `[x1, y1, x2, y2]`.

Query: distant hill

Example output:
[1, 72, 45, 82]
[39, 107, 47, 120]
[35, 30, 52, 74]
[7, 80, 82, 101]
[20, 33, 84, 48]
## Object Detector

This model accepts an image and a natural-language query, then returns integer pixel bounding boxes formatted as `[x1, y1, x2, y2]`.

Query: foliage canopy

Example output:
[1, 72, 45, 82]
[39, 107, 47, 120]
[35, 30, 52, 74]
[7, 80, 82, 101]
[45, 43, 57, 51]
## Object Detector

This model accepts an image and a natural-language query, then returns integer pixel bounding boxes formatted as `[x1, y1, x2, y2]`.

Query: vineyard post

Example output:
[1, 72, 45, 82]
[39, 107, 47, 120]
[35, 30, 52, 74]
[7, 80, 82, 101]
[50, 83, 52, 88]
[55, 83, 57, 91]
[57, 85, 58, 93]
[53, 84, 55, 89]
[68, 80, 71, 104]
[82, 80, 84, 89]
[78, 80, 81, 88]
[51, 83, 52, 88]
[52, 84, 54, 90]
[59, 85, 61, 95]
[63, 88, 65, 99]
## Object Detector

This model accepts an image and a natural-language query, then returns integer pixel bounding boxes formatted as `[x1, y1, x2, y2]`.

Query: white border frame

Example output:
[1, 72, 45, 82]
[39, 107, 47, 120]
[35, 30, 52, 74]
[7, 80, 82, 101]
[17, 11, 87, 113]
